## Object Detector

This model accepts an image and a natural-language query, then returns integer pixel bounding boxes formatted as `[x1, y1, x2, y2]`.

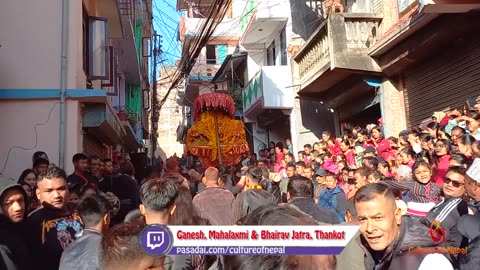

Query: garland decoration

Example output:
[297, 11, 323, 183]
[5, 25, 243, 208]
[246, 185, 263, 190]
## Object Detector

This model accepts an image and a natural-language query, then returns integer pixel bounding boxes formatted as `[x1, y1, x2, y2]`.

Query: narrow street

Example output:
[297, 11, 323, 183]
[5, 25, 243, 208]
[1, 0, 480, 270]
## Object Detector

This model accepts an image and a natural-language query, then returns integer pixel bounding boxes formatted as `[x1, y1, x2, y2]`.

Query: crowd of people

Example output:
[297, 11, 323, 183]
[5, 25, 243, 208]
[1, 103, 480, 269]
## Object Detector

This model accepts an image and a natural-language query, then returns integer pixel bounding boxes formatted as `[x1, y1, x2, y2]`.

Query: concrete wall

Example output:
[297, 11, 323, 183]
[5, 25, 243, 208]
[257, 0, 292, 18]
[268, 122, 291, 149]
[292, 98, 335, 151]
[0, 99, 80, 180]
[262, 66, 294, 108]
[246, 52, 262, 80]
[251, 123, 268, 154]
[0, 0, 84, 89]
[0, 0, 92, 179]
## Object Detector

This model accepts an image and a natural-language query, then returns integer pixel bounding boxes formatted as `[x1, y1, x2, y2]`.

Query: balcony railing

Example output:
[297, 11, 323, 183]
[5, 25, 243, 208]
[118, 0, 135, 24]
[295, 13, 382, 84]
[297, 22, 329, 80]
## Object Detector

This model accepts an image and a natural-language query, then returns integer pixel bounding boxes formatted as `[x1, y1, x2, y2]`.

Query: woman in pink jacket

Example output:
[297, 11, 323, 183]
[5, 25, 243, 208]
[371, 126, 395, 162]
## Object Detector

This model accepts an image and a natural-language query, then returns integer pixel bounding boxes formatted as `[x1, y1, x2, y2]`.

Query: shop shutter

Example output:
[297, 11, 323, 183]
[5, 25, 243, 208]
[404, 37, 480, 128]
[83, 134, 105, 158]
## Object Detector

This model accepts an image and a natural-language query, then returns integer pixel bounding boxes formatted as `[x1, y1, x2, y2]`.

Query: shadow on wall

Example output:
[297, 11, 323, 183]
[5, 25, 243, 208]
[299, 99, 335, 139]
[289, 0, 324, 40]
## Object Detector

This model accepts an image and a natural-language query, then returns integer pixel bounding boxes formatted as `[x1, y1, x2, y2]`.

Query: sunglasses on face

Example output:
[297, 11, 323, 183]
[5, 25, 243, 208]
[443, 177, 464, 188]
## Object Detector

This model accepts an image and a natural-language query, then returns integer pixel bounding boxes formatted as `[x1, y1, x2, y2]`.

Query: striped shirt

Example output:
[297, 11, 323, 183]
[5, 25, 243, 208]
[420, 197, 469, 248]
[381, 180, 441, 203]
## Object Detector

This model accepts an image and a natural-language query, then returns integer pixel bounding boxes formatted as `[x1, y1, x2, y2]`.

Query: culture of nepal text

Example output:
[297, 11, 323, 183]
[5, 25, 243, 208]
[176, 230, 346, 240]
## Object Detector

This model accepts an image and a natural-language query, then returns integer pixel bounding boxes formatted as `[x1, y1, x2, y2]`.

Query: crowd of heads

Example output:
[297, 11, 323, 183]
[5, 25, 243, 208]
[1, 102, 480, 269]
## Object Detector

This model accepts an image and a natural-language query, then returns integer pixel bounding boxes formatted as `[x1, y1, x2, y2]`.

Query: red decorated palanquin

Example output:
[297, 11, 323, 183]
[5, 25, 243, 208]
[186, 93, 249, 167]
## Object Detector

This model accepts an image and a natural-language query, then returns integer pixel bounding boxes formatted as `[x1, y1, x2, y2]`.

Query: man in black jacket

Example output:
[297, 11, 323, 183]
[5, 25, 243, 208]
[231, 167, 276, 223]
[24, 167, 83, 270]
[260, 168, 281, 203]
[59, 194, 111, 270]
[355, 183, 453, 270]
[0, 175, 32, 270]
[286, 175, 339, 224]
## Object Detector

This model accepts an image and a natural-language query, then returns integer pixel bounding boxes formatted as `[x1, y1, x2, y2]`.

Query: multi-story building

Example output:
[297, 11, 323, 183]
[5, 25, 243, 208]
[176, 0, 245, 123]
[156, 67, 186, 160]
[0, 0, 152, 179]
[369, 0, 480, 131]
[292, 0, 480, 139]
[291, 0, 384, 142]
[212, 0, 300, 154]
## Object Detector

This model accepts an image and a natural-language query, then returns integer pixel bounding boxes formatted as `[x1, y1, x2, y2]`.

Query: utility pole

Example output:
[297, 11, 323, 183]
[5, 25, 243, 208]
[151, 32, 161, 165]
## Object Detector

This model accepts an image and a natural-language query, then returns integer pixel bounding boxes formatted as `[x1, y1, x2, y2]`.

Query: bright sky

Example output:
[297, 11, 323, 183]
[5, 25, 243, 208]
[152, 0, 183, 65]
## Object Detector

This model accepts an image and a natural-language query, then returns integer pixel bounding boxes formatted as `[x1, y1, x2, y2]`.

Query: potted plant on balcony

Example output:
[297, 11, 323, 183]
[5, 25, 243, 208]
[116, 107, 128, 121]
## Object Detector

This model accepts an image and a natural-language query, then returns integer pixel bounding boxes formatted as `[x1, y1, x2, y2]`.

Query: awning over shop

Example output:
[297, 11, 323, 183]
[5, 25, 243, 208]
[83, 103, 125, 145]
[211, 52, 248, 83]
[299, 74, 382, 109]
[121, 121, 142, 151]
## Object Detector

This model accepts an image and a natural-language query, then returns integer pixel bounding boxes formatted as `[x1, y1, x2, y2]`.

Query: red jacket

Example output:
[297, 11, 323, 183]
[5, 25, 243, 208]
[433, 154, 451, 185]
[345, 150, 355, 167]
[375, 138, 395, 161]
[328, 141, 343, 156]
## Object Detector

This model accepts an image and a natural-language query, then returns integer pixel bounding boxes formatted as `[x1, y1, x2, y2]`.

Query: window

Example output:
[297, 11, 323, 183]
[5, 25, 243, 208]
[216, 45, 227, 65]
[88, 16, 109, 80]
[280, 27, 287, 66]
[206, 45, 216, 64]
[267, 40, 276, 66]
[82, 7, 88, 74]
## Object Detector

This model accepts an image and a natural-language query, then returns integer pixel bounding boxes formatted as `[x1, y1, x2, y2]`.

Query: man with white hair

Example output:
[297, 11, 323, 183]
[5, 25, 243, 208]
[459, 158, 480, 237]
[458, 158, 480, 269]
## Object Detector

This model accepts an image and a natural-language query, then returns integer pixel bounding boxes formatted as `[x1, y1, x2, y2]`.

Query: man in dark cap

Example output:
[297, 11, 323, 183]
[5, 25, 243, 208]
[313, 168, 327, 203]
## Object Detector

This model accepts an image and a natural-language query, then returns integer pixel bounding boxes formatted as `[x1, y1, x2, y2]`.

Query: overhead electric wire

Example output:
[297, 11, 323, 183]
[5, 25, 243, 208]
[155, 0, 327, 113]
[152, 1, 181, 65]
[158, 0, 235, 110]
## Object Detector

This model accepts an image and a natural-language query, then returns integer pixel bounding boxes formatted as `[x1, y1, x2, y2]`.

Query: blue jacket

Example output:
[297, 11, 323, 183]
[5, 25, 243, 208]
[318, 185, 346, 222]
